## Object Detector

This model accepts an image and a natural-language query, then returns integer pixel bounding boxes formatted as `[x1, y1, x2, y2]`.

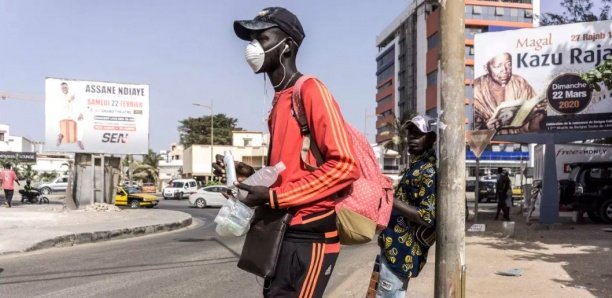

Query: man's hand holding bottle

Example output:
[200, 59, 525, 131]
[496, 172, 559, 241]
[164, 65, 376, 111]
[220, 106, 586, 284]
[211, 154, 269, 207]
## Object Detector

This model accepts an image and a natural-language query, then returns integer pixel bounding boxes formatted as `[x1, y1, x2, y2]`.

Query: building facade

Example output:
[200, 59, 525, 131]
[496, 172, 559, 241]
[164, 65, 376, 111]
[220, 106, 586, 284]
[182, 131, 268, 183]
[158, 143, 185, 187]
[0, 123, 36, 153]
[375, 0, 540, 178]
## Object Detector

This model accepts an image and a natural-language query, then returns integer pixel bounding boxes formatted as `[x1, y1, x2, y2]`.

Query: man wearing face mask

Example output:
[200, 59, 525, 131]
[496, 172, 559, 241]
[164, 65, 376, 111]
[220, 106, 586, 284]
[225, 7, 359, 298]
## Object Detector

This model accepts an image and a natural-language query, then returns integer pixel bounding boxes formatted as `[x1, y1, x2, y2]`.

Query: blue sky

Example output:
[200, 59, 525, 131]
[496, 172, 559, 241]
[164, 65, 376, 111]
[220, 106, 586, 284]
[0, 0, 566, 152]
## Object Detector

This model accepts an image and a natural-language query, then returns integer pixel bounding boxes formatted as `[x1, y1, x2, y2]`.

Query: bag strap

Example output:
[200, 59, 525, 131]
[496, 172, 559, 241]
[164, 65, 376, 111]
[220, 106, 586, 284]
[291, 75, 324, 171]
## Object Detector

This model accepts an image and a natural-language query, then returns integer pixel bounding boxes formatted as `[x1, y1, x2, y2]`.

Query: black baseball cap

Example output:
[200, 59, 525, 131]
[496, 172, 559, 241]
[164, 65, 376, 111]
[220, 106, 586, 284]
[234, 7, 305, 45]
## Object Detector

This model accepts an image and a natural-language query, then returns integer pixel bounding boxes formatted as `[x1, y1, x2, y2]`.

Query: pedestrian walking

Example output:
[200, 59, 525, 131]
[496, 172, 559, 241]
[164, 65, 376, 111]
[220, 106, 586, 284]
[216, 6, 359, 298]
[1, 163, 20, 208]
[370, 115, 437, 298]
[494, 167, 511, 221]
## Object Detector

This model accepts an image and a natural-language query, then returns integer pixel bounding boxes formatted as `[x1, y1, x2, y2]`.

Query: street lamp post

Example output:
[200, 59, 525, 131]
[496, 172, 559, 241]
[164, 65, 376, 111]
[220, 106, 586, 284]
[192, 101, 214, 181]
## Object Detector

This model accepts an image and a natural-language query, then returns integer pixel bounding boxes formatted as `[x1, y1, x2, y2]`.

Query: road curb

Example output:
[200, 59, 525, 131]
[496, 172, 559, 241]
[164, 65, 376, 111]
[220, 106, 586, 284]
[23, 216, 193, 253]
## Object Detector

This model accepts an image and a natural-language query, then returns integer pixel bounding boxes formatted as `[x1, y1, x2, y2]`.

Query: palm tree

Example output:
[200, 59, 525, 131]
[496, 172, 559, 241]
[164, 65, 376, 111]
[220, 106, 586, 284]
[39, 171, 58, 182]
[133, 149, 163, 184]
[383, 112, 415, 171]
[142, 149, 162, 169]
[122, 155, 138, 181]
[18, 164, 38, 182]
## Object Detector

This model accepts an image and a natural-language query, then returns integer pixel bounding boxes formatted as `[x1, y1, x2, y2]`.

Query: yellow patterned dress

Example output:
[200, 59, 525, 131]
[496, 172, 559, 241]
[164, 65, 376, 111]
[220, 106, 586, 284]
[380, 149, 437, 279]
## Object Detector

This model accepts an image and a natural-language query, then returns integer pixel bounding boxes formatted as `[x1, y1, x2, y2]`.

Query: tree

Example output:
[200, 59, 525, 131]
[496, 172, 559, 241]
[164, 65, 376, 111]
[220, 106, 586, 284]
[18, 164, 38, 181]
[121, 154, 138, 181]
[38, 171, 58, 182]
[582, 58, 612, 144]
[178, 114, 241, 148]
[581, 58, 612, 91]
[383, 111, 416, 171]
[142, 149, 162, 169]
[133, 149, 163, 183]
[540, 0, 611, 25]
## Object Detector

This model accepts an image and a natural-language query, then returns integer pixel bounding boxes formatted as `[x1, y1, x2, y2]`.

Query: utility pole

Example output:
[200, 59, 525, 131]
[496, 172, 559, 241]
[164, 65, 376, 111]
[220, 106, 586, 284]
[435, 0, 466, 297]
[192, 101, 214, 182]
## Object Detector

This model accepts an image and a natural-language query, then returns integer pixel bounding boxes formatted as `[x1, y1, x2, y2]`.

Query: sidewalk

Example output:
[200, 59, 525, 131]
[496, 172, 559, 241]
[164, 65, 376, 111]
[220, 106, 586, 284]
[0, 198, 192, 255]
[327, 206, 612, 298]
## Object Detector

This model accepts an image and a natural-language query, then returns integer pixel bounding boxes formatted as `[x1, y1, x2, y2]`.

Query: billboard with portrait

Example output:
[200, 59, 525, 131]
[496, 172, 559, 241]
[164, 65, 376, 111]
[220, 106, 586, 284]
[473, 20, 612, 135]
[45, 78, 149, 154]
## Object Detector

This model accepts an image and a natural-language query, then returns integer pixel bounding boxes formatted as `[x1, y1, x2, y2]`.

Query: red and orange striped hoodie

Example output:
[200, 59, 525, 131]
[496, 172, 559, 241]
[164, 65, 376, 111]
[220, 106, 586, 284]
[267, 77, 359, 225]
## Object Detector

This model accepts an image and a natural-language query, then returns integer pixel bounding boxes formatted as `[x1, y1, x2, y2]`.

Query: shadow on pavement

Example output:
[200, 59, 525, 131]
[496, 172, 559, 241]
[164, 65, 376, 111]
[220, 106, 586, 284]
[467, 206, 612, 296]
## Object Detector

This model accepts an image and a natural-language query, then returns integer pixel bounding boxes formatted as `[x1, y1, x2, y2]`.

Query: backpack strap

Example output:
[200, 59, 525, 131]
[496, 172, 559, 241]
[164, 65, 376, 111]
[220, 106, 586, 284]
[291, 75, 324, 171]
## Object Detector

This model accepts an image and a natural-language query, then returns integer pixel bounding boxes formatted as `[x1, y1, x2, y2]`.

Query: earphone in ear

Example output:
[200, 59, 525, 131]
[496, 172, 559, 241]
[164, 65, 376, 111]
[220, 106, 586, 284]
[284, 44, 289, 50]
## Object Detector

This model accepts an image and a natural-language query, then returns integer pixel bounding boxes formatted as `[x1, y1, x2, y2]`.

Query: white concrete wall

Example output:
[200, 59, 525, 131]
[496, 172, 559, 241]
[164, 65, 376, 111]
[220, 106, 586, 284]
[183, 144, 268, 176]
[33, 155, 71, 175]
[232, 131, 264, 147]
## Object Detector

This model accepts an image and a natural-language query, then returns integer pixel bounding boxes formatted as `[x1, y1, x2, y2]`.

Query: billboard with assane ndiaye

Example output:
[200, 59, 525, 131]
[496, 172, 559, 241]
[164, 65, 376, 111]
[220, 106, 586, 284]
[45, 78, 149, 154]
[473, 20, 612, 135]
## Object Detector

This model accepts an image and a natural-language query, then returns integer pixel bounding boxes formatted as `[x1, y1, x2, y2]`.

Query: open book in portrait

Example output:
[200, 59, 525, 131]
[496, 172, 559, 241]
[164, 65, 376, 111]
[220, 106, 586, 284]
[489, 93, 546, 128]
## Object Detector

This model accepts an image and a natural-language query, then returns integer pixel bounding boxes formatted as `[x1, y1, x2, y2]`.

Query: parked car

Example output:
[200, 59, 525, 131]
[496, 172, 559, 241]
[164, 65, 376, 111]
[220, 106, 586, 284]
[189, 185, 230, 208]
[162, 179, 198, 199]
[562, 162, 612, 223]
[141, 182, 156, 193]
[477, 179, 497, 203]
[35, 176, 69, 195]
[115, 186, 158, 208]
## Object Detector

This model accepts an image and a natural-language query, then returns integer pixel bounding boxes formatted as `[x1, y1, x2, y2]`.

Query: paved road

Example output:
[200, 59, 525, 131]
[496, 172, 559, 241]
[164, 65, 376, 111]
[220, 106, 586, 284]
[0, 198, 262, 298]
[0, 193, 504, 298]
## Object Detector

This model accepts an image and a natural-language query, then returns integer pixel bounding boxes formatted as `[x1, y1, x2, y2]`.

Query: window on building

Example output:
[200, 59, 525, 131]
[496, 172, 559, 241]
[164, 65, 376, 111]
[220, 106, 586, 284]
[427, 33, 440, 49]
[525, 9, 533, 18]
[472, 6, 482, 15]
[464, 27, 485, 39]
[427, 71, 437, 86]
[495, 7, 505, 16]
[464, 66, 474, 80]
[378, 95, 393, 106]
[465, 45, 474, 59]
[464, 86, 474, 99]
[377, 65, 394, 84]
[510, 8, 519, 17]
[0, 133, 3, 141]
[243, 138, 252, 147]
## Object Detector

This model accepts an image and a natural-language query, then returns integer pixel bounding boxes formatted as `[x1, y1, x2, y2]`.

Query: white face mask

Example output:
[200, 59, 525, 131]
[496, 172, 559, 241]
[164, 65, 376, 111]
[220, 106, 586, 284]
[244, 38, 288, 73]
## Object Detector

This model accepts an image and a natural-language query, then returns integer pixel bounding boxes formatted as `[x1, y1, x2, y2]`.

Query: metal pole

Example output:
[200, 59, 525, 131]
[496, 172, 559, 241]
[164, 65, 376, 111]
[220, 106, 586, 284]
[91, 154, 95, 205]
[474, 157, 480, 222]
[101, 155, 105, 203]
[210, 101, 214, 182]
[435, 0, 465, 296]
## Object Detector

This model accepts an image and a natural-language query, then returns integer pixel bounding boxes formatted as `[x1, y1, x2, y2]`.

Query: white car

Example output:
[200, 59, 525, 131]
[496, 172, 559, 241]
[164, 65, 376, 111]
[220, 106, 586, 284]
[189, 185, 230, 208]
[35, 176, 69, 195]
[162, 179, 198, 199]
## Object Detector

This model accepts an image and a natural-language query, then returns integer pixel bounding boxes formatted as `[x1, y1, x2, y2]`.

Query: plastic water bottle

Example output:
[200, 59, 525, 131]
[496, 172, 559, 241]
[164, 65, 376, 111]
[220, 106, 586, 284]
[224, 151, 238, 187]
[214, 162, 286, 237]
[237, 162, 286, 199]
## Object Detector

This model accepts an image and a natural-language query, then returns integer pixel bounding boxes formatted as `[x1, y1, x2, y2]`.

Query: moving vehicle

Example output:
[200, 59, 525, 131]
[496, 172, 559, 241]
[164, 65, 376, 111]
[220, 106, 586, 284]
[35, 176, 69, 195]
[561, 162, 612, 223]
[115, 186, 159, 209]
[162, 179, 198, 199]
[188, 185, 230, 208]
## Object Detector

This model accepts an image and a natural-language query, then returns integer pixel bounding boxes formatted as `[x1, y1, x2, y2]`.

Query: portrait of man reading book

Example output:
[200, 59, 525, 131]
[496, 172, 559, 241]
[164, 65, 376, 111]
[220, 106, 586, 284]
[473, 52, 546, 134]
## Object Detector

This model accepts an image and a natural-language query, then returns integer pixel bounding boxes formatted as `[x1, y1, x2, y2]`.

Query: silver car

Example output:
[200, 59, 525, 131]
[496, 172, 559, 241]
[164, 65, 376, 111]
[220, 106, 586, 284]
[188, 185, 230, 208]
